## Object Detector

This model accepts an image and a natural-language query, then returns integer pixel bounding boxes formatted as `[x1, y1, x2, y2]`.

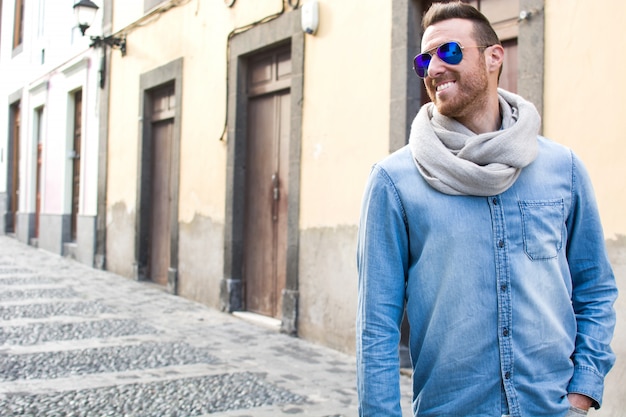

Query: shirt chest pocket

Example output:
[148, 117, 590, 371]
[519, 199, 564, 260]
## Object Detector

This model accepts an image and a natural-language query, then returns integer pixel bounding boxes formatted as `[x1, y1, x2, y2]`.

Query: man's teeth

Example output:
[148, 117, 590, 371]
[436, 81, 454, 92]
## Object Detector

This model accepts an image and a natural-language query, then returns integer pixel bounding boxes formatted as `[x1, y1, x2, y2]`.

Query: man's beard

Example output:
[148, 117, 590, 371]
[426, 59, 489, 121]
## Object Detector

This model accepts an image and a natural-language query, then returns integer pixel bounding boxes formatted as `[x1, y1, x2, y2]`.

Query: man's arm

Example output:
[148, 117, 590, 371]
[565, 152, 618, 409]
[356, 165, 409, 417]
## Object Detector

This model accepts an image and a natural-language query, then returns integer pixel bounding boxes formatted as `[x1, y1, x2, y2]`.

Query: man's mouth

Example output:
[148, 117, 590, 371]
[436, 81, 455, 92]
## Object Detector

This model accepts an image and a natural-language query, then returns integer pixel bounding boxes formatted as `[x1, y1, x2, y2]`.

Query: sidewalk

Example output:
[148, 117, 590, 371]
[0, 236, 414, 416]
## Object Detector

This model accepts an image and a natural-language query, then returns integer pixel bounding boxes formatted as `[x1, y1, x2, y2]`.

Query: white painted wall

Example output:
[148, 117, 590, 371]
[0, 0, 103, 235]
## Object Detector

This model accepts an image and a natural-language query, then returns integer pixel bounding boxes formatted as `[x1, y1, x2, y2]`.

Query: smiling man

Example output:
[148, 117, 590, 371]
[356, 2, 617, 417]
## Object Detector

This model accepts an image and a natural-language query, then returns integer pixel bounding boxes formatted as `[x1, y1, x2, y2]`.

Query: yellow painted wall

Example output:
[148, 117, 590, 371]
[544, 0, 626, 239]
[299, 1, 391, 229]
[545, 5, 626, 413]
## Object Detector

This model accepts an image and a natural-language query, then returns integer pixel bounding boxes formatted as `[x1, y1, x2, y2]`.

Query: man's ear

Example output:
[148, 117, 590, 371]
[486, 44, 505, 75]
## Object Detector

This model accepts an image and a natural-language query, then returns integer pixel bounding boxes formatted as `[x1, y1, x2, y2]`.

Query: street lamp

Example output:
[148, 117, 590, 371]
[73, 0, 126, 56]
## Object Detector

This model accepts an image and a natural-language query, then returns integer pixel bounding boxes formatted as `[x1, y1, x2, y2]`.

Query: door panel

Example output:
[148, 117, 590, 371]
[148, 119, 173, 286]
[71, 91, 82, 241]
[243, 47, 291, 318]
[146, 84, 175, 287]
[9, 104, 21, 233]
[244, 95, 278, 316]
[36, 142, 42, 238]
[35, 107, 43, 238]
[274, 92, 290, 317]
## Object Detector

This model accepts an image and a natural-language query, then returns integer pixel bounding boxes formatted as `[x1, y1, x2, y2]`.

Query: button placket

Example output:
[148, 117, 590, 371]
[489, 195, 517, 412]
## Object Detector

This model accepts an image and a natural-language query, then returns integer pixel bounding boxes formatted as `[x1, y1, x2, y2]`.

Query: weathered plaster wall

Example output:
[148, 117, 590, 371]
[177, 214, 224, 308]
[105, 202, 137, 279]
[297, 225, 359, 354]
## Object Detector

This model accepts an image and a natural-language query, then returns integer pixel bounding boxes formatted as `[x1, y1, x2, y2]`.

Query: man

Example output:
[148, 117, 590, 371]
[356, 2, 617, 417]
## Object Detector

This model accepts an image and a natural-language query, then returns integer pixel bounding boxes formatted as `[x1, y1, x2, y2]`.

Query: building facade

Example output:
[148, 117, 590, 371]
[0, 0, 104, 265]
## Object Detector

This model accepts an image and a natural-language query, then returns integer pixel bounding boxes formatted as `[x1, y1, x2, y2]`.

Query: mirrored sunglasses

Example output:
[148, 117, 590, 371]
[413, 41, 491, 78]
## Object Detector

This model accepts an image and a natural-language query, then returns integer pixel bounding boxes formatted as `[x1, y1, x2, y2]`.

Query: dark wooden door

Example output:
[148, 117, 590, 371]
[8, 103, 21, 234]
[35, 108, 44, 238]
[71, 91, 82, 241]
[35, 142, 42, 238]
[244, 47, 291, 318]
[147, 85, 175, 286]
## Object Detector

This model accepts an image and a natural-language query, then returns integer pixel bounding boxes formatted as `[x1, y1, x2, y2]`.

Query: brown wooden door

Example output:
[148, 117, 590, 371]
[243, 48, 291, 318]
[35, 142, 42, 238]
[147, 85, 175, 286]
[35, 107, 44, 238]
[71, 91, 82, 241]
[8, 103, 21, 234]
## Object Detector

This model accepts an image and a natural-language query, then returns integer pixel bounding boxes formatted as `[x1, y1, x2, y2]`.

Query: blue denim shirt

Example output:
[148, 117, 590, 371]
[356, 138, 617, 417]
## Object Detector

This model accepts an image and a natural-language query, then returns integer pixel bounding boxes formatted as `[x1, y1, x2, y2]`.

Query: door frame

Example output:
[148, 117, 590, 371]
[135, 58, 183, 294]
[221, 10, 304, 335]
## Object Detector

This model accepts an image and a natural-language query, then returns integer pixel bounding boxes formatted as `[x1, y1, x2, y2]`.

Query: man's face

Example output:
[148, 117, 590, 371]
[421, 19, 490, 121]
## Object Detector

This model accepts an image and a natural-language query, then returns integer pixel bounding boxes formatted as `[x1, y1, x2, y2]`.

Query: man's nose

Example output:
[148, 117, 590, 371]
[427, 54, 446, 78]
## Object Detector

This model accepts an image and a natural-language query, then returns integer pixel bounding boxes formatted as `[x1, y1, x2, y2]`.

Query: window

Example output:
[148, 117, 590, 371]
[13, 0, 24, 50]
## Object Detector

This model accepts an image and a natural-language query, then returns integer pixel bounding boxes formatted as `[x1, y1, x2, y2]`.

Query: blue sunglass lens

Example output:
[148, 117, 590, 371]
[414, 42, 464, 78]
[414, 54, 431, 78]
[437, 42, 463, 65]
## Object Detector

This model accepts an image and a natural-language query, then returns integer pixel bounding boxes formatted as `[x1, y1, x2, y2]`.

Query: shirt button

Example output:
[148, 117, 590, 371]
[505, 371, 511, 379]
[498, 240, 505, 248]
[492, 197, 498, 205]
[501, 284, 507, 292]
[503, 328, 509, 337]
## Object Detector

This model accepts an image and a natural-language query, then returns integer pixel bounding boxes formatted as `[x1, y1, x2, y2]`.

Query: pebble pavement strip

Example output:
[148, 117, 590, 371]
[0, 236, 414, 416]
[0, 372, 306, 416]
[0, 300, 114, 320]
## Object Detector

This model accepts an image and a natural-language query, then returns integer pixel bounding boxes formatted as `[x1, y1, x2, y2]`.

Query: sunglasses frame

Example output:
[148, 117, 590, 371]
[413, 41, 492, 78]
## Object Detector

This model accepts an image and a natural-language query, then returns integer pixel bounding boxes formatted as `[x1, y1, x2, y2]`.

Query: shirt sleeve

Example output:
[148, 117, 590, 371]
[565, 152, 618, 408]
[356, 165, 409, 417]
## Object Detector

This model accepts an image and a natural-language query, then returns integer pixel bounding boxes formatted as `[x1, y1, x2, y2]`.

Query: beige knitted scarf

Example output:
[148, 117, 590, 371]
[409, 89, 541, 196]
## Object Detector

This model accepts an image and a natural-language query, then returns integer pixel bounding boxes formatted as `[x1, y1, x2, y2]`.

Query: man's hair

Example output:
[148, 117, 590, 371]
[422, 1, 501, 48]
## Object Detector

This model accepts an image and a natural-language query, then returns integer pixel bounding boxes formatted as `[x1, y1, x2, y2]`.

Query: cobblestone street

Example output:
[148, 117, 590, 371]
[0, 236, 413, 416]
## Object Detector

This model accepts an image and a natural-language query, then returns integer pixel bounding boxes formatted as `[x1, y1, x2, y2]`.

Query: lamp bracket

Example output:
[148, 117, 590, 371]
[90, 34, 127, 56]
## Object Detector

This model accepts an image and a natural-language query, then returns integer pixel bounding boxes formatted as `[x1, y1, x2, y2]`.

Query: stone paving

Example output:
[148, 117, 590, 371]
[0, 236, 414, 417]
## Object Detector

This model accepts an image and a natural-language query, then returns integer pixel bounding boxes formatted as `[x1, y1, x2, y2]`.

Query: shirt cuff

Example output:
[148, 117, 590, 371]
[567, 365, 605, 409]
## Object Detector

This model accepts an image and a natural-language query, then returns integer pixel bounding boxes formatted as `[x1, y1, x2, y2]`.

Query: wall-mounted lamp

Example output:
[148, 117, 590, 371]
[73, 0, 126, 56]
[518, 8, 542, 23]
[301, 0, 319, 35]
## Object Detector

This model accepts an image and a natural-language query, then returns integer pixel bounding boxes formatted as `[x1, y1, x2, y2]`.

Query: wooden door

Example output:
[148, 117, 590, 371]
[147, 85, 175, 286]
[35, 143, 42, 237]
[8, 103, 21, 234]
[71, 91, 82, 241]
[243, 48, 291, 318]
[35, 107, 44, 238]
